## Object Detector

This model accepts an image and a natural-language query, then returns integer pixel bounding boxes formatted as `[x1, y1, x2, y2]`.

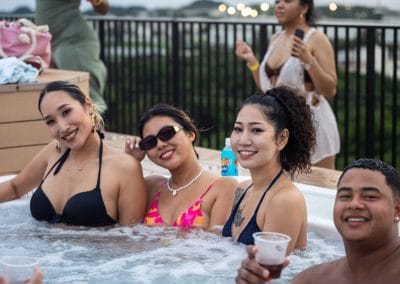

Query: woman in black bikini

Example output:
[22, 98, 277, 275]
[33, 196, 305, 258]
[0, 81, 146, 227]
[222, 86, 315, 253]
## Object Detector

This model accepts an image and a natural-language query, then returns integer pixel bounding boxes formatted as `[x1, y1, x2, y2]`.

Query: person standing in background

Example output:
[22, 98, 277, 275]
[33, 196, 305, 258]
[235, 0, 340, 169]
[35, 0, 108, 111]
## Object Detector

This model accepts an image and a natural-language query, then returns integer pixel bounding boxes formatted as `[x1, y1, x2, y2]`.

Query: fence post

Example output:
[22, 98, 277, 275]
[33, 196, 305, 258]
[98, 19, 106, 63]
[365, 27, 376, 158]
[171, 20, 181, 106]
[259, 25, 267, 59]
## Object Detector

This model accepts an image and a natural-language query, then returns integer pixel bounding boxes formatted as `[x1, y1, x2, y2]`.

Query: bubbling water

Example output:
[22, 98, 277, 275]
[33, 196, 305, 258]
[0, 199, 344, 283]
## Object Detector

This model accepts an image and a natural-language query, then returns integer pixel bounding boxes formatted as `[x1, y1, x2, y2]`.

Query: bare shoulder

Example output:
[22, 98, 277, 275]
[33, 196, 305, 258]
[213, 176, 239, 191]
[293, 258, 346, 284]
[268, 181, 306, 213]
[145, 174, 167, 189]
[308, 29, 332, 48]
[145, 174, 167, 198]
[270, 32, 281, 44]
[276, 180, 304, 201]
[34, 140, 62, 165]
[309, 29, 329, 41]
[12, 140, 57, 186]
[103, 145, 142, 173]
[42, 140, 61, 156]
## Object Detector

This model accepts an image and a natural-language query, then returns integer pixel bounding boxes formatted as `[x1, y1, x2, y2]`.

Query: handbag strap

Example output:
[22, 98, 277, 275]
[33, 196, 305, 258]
[16, 18, 49, 33]
[17, 27, 38, 62]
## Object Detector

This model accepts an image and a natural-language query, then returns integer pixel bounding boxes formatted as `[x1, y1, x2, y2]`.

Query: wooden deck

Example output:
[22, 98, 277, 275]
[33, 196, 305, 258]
[105, 132, 342, 190]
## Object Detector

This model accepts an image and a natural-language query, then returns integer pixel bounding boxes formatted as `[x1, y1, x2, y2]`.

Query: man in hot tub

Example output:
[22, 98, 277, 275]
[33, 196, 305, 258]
[236, 158, 400, 283]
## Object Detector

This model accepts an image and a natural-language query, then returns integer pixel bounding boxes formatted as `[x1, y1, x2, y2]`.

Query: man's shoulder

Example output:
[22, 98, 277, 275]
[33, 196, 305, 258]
[292, 257, 345, 284]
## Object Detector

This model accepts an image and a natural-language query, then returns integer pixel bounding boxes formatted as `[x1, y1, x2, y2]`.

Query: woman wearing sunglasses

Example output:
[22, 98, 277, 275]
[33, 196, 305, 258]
[126, 104, 238, 230]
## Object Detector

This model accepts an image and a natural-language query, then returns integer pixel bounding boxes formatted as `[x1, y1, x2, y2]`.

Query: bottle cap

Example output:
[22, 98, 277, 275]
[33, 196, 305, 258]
[225, 137, 231, 146]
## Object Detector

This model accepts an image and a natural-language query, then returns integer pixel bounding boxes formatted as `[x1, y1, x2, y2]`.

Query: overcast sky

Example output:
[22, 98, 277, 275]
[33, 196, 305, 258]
[2, 0, 398, 11]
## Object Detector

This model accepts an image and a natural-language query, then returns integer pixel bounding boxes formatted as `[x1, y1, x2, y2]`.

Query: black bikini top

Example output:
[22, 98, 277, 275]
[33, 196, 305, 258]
[30, 137, 116, 227]
[222, 169, 283, 245]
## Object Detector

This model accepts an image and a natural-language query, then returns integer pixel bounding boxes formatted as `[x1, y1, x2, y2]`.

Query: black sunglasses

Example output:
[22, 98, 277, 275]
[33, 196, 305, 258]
[139, 125, 183, 150]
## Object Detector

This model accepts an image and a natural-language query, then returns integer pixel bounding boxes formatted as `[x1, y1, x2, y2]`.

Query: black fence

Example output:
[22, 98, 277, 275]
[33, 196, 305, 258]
[4, 15, 400, 170]
[92, 17, 400, 170]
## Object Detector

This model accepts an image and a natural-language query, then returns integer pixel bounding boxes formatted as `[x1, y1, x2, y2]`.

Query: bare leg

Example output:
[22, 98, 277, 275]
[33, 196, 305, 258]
[313, 155, 336, 170]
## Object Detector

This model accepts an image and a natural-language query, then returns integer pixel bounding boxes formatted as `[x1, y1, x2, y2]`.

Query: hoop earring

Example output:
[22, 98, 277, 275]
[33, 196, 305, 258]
[91, 113, 96, 133]
[56, 141, 61, 153]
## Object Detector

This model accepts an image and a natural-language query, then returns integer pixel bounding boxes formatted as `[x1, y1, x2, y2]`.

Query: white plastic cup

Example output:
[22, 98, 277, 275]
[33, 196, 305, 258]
[0, 256, 38, 284]
[252, 232, 291, 279]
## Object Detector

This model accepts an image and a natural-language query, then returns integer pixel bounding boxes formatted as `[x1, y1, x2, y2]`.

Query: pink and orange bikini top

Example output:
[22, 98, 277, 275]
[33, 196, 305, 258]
[144, 181, 216, 228]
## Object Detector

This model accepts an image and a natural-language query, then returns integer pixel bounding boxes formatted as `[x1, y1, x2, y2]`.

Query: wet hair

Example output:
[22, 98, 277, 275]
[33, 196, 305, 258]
[38, 80, 104, 130]
[138, 103, 200, 158]
[237, 86, 316, 177]
[300, 0, 316, 25]
[338, 159, 400, 199]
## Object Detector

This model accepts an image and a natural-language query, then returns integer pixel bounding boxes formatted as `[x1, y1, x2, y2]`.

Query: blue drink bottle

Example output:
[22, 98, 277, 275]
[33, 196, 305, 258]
[221, 138, 238, 176]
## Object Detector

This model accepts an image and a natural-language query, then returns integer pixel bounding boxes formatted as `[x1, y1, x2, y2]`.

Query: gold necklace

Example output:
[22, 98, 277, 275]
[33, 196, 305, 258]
[70, 134, 101, 171]
[72, 156, 86, 171]
[71, 152, 92, 172]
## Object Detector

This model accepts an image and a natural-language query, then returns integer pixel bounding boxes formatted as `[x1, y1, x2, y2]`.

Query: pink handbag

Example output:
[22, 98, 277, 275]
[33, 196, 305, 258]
[0, 18, 52, 72]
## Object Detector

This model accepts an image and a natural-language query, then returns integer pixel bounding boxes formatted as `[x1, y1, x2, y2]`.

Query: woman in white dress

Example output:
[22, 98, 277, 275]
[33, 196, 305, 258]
[235, 0, 340, 169]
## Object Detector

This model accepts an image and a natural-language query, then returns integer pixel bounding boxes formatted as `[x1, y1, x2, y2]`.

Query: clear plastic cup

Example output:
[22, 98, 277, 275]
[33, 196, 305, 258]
[0, 255, 38, 284]
[252, 232, 291, 279]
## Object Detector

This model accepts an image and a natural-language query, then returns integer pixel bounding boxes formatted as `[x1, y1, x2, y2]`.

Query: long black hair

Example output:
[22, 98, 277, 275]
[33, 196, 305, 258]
[237, 86, 316, 176]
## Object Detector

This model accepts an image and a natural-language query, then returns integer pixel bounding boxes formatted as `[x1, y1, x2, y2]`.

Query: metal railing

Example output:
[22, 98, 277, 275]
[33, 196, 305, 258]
[4, 15, 399, 170]
[91, 17, 400, 170]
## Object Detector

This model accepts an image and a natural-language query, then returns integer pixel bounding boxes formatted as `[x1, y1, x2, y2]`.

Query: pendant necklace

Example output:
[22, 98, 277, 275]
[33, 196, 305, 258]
[72, 157, 86, 171]
[167, 168, 206, 197]
[71, 152, 91, 171]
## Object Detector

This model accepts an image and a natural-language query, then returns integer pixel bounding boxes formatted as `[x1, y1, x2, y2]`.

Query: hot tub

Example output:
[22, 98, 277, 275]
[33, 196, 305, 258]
[0, 175, 344, 283]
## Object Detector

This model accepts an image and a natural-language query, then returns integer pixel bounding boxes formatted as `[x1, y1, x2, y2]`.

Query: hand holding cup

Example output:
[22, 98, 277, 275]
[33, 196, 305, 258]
[252, 232, 291, 279]
[0, 256, 38, 284]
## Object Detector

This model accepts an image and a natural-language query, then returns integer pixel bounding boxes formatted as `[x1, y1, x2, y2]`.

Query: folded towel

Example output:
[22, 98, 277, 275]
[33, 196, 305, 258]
[0, 57, 38, 84]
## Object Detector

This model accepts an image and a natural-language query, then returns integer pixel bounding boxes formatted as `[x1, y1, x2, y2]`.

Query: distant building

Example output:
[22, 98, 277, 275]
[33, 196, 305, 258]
[176, 0, 220, 18]
[150, 9, 175, 18]
[86, 6, 149, 17]
[317, 5, 383, 20]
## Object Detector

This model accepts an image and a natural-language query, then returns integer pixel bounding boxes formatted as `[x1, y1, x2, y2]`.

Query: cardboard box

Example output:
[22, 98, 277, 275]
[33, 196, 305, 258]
[0, 69, 89, 175]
